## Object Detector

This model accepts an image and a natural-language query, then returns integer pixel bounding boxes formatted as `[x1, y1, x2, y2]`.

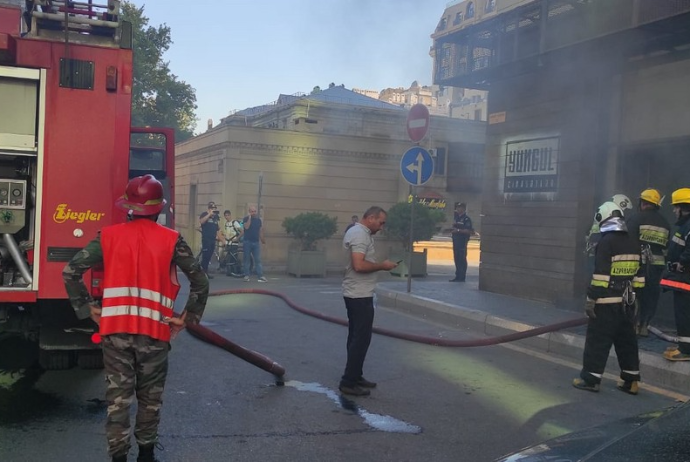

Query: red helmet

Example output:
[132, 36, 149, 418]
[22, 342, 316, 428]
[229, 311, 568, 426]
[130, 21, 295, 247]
[115, 174, 166, 216]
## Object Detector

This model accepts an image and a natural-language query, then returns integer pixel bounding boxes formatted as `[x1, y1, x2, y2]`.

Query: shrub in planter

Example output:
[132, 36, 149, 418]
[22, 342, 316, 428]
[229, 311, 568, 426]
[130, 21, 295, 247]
[282, 211, 338, 251]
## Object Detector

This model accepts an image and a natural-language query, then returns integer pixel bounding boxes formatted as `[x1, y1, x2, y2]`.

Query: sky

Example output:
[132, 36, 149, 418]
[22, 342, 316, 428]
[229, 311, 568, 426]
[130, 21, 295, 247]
[130, 0, 450, 135]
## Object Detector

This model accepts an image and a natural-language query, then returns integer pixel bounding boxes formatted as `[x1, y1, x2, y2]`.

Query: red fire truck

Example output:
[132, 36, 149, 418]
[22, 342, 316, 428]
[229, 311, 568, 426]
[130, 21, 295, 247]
[0, 1, 175, 369]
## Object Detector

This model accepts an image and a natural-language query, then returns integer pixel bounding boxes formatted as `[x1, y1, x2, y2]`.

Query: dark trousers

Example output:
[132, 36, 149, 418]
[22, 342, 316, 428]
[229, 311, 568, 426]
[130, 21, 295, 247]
[102, 334, 169, 457]
[452, 236, 468, 280]
[673, 290, 690, 354]
[638, 265, 664, 326]
[581, 303, 640, 384]
[341, 297, 375, 387]
[200, 241, 215, 272]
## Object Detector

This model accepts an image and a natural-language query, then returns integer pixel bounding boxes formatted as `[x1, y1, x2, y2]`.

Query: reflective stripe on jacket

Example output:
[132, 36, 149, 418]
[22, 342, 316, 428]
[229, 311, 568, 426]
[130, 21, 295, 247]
[590, 253, 643, 289]
[100, 219, 181, 341]
[588, 230, 644, 303]
[660, 215, 690, 293]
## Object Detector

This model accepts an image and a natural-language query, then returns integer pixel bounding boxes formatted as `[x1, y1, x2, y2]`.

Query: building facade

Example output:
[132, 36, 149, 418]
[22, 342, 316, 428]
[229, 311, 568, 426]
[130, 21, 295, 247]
[176, 87, 485, 271]
[431, 0, 690, 311]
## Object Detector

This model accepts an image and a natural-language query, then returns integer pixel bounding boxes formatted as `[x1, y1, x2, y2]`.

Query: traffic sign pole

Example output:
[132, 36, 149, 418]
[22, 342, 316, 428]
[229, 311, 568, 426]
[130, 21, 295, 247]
[402, 104, 431, 293]
[407, 186, 415, 293]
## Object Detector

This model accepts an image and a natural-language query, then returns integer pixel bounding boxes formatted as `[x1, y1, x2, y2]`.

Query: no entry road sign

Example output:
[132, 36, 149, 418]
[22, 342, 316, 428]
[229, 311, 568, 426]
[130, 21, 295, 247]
[406, 103, 430, 143]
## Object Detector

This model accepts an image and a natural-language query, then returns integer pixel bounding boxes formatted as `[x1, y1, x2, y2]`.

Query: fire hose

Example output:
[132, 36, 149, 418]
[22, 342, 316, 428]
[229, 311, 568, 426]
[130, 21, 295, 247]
[182, 289, 589, 385]
[207, 288, 589, 346]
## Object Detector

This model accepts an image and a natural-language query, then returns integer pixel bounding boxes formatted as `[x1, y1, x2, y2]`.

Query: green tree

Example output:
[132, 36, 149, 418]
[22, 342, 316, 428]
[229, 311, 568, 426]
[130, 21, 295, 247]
[385, 202, 446, 251]
[122, 2, 197, 141]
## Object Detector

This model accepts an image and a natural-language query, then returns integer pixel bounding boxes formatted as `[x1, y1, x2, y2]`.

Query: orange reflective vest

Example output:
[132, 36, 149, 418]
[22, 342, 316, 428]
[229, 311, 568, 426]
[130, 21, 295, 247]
[100, 219, 180, 342]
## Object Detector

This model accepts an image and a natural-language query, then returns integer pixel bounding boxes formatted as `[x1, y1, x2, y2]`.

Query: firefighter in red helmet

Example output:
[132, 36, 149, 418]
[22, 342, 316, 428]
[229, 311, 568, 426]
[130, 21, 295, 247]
[63, 174, 209, 462]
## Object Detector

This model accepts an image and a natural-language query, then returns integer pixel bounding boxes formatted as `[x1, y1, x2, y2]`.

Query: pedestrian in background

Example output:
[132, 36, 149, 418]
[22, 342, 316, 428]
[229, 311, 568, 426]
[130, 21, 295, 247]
[573, 201, 644, 395]
[625, 189, 670, 336]
[345, 215, 359, 233]
[660, 188, 690, 361]
[340, 206, 398, 396]
[63, 174, 209, 462]
[243, 205, 267, 282]
[199, 201, 220, 278]
[450, 202, 474, 282]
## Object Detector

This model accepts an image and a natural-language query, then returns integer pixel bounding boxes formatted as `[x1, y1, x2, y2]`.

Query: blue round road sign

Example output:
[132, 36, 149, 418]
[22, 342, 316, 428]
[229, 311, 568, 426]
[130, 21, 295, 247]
[400, 147, 434, 186]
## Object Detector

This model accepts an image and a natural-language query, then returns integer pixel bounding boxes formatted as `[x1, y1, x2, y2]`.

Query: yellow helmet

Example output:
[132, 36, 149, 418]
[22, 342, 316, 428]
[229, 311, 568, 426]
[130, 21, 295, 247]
[640, 188, 662, 206]
[671, 188, 690, 205]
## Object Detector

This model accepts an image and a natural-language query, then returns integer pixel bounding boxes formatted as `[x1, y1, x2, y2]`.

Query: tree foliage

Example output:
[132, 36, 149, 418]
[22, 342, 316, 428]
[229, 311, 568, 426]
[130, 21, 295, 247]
[385, 202, 446, 251]
[282, 212, 338, 251]
[122, 2, 197, 141]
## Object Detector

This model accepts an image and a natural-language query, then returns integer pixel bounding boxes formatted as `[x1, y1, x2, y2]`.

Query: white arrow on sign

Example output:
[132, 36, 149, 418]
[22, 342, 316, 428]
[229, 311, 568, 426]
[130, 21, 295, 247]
[405, 152, 426, 185]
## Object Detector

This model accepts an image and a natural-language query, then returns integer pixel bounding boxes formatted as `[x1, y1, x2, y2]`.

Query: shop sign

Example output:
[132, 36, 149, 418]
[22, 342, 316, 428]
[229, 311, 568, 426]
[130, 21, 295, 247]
[504, 137, 559, 193]
[408, 194, 447, 210]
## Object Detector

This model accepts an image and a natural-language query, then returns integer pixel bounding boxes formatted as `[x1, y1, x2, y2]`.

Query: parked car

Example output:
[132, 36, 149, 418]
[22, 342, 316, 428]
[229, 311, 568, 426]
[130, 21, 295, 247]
[495, 399, 690, 461]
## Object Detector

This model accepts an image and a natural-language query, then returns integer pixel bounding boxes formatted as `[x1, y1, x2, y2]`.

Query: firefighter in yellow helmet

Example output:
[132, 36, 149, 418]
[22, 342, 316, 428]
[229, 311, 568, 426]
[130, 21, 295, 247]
[660, 188, 690, 361]
[625, 189, 670, 336]
[573, 201, 644, 394]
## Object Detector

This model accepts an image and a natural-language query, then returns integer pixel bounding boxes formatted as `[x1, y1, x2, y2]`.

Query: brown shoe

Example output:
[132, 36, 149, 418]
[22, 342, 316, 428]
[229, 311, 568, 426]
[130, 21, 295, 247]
[339, 384, 371, 396]
[357, 377, 377, 388]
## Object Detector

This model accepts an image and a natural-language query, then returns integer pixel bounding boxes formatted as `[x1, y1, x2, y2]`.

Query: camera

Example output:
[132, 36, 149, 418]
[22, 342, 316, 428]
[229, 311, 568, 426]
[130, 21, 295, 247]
[213, 210, 220, 216]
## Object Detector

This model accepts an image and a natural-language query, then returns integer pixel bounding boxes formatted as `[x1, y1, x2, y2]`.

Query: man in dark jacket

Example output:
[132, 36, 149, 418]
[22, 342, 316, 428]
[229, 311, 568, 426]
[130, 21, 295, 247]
[573, 201, 644, 395]
[625, 188, 670, 336]
[450, 202, 474, 282]
[660, 188, 690, 361]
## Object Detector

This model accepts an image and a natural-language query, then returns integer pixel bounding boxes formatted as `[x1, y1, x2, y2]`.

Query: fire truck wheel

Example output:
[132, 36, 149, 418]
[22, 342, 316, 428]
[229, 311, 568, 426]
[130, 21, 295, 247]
[77, 350, 104, 369]
[39, 350, 73, 370]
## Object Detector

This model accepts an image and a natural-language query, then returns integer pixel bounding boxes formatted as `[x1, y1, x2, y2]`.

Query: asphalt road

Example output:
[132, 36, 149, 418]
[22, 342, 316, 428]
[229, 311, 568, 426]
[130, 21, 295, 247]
[0, 269, 683, 461]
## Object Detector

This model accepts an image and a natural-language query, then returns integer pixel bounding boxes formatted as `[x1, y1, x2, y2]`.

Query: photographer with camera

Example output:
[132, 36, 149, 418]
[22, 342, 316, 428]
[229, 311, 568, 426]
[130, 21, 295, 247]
[199, 201, 221, 278]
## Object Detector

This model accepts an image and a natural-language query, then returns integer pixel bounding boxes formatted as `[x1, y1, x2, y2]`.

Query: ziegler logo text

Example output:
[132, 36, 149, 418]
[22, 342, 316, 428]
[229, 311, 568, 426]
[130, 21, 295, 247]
[53, 204, 105, 224]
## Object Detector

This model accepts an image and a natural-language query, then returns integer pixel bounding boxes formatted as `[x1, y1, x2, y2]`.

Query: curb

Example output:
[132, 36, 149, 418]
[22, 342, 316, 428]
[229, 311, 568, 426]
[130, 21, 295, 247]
[375, 287, 690, 395]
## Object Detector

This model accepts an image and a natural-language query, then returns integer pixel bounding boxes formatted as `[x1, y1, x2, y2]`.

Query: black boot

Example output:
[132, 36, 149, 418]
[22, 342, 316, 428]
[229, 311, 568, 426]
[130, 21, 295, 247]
[137, 444, 161, 462]
[112, 455, 127, 462]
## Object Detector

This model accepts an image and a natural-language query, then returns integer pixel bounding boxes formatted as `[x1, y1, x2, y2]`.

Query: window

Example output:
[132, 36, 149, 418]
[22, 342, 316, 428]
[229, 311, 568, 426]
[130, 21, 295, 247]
[467, 2, 475, 19]
[474, 109, 482, 120]
[453, 12, 463, 25]
[485, 0, 495, 13]
[433, 147, 447, 176]
[438, 17, 448, 31]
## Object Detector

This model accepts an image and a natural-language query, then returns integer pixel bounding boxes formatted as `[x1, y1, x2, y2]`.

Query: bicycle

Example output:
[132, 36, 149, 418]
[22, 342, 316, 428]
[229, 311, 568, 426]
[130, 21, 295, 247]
[221, 241, 245, 278]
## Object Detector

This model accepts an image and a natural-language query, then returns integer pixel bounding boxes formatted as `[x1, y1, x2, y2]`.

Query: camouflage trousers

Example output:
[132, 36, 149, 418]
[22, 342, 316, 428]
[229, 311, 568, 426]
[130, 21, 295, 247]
[102, 333, 169, 457]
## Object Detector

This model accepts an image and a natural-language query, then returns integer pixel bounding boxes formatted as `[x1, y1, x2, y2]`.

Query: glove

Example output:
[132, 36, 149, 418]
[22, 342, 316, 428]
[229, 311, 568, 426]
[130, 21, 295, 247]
[585, 298, 597, 319]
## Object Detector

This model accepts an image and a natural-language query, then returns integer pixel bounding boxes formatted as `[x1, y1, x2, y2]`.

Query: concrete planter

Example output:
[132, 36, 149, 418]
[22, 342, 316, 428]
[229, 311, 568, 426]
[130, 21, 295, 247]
[389, 249, 427, 278]
[287, 249, 327, 277]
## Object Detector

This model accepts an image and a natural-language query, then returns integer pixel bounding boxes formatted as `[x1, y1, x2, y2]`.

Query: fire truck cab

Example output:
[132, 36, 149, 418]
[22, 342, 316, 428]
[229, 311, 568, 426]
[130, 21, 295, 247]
[0, 0, 174, 369]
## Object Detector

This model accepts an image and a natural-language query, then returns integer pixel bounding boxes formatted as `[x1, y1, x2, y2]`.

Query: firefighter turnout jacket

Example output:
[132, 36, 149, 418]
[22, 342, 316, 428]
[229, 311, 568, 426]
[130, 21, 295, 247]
[589, 221, 645, 304]
[626, 209, 671, 268]
[660, 214, 690, 293]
